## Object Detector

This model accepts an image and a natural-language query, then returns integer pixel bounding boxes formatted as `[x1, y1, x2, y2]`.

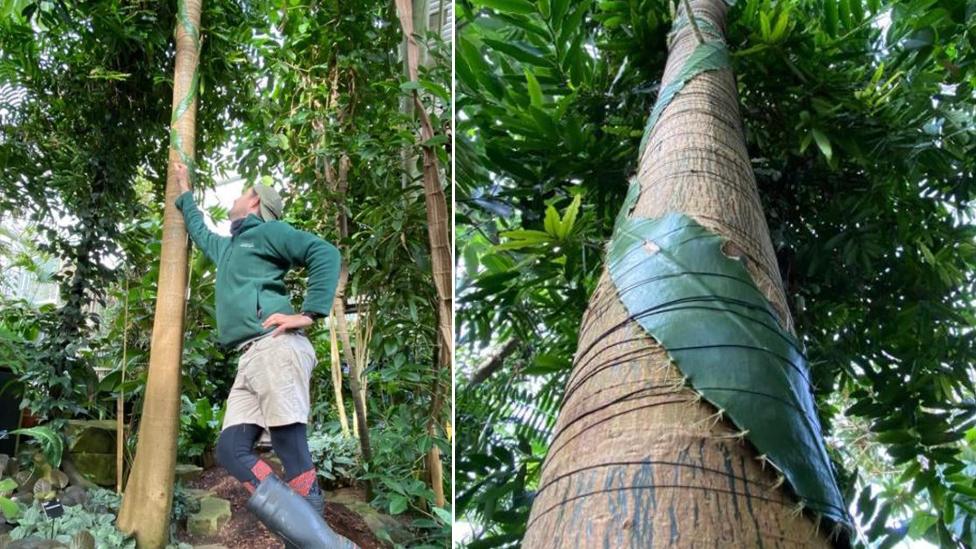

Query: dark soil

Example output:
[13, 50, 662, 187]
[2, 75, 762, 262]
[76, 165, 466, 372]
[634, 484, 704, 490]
[174, 461, 385, 549]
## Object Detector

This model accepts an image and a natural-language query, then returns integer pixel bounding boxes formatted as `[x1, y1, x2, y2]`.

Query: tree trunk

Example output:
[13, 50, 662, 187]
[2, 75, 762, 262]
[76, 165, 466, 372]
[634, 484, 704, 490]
[329, 310, 350, 436]
[324, 152, 373, 482]
[395, 0, 451, 509]
[522, 1, 836, 546]
[117, 1, 201, 546]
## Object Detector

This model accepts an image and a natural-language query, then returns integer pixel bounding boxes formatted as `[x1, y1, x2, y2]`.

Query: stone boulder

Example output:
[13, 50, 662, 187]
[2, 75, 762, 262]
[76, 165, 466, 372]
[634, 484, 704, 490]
[174, 464, 203, 483]
[67, 453, 114, 487]
[62, 420, 117, 488]
[327, 488, 412, 545]
[5, 536, 69, 548]
[63, 421, 116, 454]
[60, 486, 89, 507]
[186, 496, 231, 537]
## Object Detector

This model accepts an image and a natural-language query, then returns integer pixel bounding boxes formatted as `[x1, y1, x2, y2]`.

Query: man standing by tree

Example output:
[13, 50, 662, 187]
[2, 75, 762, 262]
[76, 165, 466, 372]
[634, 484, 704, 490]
[173, 163, 357, 548]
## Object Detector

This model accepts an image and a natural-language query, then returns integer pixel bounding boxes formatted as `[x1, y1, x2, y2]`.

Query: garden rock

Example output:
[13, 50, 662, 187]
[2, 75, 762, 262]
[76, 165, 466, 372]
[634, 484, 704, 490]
[6, 536, 68, 548]
[11, 492, 32, 506]
[0, 453, 9, 475]
[183, 488, 214, 501]
[69, 453, 115, 487]
[174, 464, 203, 483]
[187, 496, 231, 536]
[60, 485, 89, 507]
[327, 488, 412, 545]
[63, 421, 116, 454]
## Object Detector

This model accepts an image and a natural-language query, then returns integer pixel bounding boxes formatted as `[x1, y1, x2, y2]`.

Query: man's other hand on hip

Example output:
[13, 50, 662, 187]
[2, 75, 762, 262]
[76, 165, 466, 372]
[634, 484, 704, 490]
[262, 313, 314, 337]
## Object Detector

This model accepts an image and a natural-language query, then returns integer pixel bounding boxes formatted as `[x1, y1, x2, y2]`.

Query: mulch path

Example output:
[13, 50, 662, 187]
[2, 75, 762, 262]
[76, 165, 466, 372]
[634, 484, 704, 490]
[174, 462, 386, 549]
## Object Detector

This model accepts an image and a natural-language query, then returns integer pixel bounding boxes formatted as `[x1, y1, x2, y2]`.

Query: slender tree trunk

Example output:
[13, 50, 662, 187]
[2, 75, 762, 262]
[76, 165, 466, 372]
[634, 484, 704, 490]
[395, 0, 451, 509]
[329, 310, 350, 436]
[117, 1, 201, 545]
[522, 1, 832, 546]
[325, 153, 373, 481]
[469, 338, 519, 386]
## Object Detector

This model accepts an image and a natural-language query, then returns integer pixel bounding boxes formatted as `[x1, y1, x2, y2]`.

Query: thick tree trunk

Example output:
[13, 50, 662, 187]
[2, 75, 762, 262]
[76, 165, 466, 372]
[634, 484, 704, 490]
[395, 0, 451, 509]
[117, 1, 201, 546]
[522, 1, 833, 546]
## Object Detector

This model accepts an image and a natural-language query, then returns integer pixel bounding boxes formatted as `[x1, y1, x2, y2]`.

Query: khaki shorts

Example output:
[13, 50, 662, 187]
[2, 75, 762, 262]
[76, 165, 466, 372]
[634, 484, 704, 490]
[222, 330, 316, 434]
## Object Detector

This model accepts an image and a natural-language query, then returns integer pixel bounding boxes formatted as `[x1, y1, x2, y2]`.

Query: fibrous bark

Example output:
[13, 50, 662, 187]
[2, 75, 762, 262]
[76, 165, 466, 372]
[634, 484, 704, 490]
[117, 1, 201, 545]
[522, 0, 846, 546]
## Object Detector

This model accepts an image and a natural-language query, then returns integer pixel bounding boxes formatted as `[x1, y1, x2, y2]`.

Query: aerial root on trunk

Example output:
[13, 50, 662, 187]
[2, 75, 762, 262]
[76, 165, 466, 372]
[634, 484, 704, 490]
[789, 500, 806, 518]
[692, 407, 724, 431]
[712, 428, 749, 442]
[811, 513, 823, 541]
[664, 371, 688, 393]
[770, 473, 786, 491]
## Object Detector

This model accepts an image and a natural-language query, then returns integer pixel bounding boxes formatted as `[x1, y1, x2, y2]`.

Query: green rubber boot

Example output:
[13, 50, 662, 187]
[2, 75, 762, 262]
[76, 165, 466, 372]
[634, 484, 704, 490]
[246, 473, 358, 549]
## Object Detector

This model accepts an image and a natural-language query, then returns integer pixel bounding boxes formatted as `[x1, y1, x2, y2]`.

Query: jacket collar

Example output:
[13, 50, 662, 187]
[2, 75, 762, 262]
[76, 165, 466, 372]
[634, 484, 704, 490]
[231, 213, 264, 237]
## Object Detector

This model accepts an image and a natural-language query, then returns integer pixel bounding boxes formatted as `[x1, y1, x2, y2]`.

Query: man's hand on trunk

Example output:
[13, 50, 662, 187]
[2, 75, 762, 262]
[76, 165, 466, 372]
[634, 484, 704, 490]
[173, 162, 191, 195]
[262, 313, 314, 337]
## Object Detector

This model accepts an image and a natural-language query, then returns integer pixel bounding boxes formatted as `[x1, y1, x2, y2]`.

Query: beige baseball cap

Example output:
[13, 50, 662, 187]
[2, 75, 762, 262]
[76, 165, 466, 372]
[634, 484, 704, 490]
[252, 184, 283, 221]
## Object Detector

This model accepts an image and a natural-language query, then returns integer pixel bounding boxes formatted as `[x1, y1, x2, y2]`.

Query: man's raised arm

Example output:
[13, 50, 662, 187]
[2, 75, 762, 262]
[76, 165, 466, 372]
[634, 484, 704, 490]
[172, 163, 228, 263]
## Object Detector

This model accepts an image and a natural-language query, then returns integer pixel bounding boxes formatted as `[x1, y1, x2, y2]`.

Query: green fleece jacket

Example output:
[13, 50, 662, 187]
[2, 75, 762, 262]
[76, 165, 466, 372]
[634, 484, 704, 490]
[174, 191, 341, 349]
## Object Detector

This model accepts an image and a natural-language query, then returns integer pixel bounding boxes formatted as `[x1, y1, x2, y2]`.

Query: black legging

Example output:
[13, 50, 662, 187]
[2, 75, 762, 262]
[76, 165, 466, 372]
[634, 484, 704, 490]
[215, 422, 314, 486]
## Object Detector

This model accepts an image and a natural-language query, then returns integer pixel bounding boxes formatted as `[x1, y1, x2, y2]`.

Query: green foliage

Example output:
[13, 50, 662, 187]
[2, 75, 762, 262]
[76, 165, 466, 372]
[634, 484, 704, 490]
[307, 430, 361, 487]
[362, 406, 453, 548]
[0, 1, 260, 424]
[9, 489, 135, 548]
[457, 0, 976, 545]
[177, 395, 224, 464]
[0, 425, 63, 470]
[0, 476, 21, 521]
[1, 0, 453, 542]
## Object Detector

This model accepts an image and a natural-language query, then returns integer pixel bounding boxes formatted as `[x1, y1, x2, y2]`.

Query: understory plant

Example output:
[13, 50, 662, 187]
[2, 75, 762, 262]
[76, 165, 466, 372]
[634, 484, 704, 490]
[307, 429, 361, 488]
[8, 487, 135, 548]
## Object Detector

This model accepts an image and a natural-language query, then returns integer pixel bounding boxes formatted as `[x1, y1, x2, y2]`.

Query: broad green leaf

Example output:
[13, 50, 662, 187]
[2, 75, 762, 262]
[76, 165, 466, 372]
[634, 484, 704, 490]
[607, 203, 850, 527]
[759, 11, 771, 41]
[770, 9, 790, 42]
[432, 506, 452, 524]
[557, 193, 581, 239]
[389, 494, 409, 514]
[838, 0, 852, 28]
[0, 497, 19, 521]
[482, 39, 549, 67]
[811, 128, 832, 160]
[550, 0, 569, 26]
[824, 0, 838, 37]
[10, 426, 63, 468]
[524, 68, 543, 108]
[543, 204, 560, 236]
